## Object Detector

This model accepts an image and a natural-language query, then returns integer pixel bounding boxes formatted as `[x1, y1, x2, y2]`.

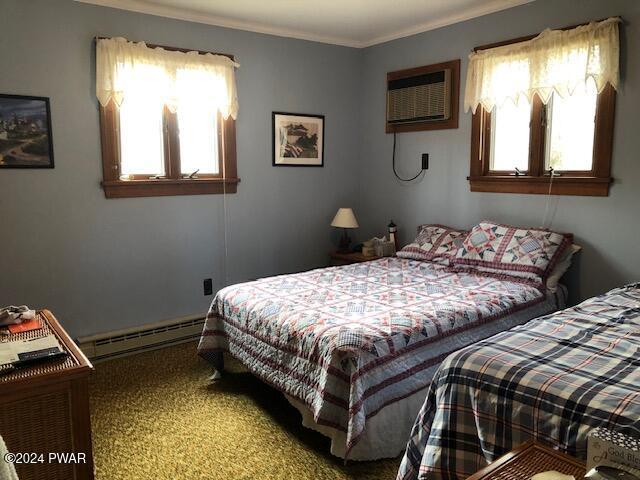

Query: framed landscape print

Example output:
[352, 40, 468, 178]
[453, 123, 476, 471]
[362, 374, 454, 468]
[0, 94, 54, 168]
[273, 112, 324, 167]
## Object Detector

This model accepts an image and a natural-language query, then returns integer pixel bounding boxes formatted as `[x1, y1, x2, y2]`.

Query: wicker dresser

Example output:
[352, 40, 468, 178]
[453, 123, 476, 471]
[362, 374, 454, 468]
[468, 441, 586, 480]
[0, 310, 94, 480]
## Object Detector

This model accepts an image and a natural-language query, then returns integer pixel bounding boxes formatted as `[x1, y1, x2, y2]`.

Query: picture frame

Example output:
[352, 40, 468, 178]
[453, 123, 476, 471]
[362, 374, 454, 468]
[0, 94, 54, 169]
[272, 112, 324, 167]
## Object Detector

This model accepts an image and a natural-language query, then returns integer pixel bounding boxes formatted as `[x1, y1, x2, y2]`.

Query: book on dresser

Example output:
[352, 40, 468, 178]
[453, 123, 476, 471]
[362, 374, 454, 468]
[0, 333, 66, 373]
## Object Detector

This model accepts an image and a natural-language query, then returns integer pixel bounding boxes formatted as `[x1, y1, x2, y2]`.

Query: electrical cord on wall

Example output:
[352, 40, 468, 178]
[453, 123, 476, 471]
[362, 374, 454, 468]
[392, 131, 425, 182]
[541, 167, 561, 228]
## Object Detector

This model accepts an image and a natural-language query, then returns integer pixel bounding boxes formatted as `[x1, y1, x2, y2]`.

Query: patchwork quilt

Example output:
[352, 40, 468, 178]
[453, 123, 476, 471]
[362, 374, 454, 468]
[397, 283, 640, 480]
[198, 258, 561, 457]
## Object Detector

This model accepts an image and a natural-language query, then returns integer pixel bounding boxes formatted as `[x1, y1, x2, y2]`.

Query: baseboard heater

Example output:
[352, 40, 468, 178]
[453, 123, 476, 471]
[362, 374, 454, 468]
[76, 313, 206, 362]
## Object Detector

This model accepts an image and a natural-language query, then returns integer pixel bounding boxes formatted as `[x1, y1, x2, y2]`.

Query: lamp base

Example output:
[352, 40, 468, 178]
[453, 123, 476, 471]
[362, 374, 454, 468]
[337, 229, 351, 253]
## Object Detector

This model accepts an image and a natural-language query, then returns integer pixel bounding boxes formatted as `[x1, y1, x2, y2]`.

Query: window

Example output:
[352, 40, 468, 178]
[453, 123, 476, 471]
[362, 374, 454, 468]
[489, 98, 531, 172]
[544, 82, 598, 172]
[96, 38, 239, 198]
[176, 103, 219, 176]
[467, 18, 619, 196]
[118, 92, 166, 177]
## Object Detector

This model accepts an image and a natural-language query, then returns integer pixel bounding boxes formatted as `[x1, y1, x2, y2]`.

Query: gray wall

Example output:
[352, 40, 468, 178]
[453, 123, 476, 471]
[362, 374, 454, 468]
[1, 0, 638, 338]
[358, 0, 640, 301]
[0, 0, 362, 337]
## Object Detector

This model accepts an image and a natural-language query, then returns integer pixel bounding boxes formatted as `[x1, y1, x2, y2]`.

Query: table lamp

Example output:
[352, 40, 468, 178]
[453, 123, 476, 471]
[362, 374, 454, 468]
[331, 208, 359, 253]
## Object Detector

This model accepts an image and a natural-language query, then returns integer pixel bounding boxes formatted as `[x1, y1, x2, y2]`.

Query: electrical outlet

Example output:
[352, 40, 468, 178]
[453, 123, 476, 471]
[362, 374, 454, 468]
[421, 153, 429, 170]
[203, 278, 213, 296]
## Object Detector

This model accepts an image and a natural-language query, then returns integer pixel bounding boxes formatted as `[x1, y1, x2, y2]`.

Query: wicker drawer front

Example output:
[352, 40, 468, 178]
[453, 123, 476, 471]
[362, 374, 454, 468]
[1, 389, 75, 480]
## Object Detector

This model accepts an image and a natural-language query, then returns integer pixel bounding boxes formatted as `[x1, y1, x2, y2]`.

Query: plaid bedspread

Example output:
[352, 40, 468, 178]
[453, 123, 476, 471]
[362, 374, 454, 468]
[197, 258, 560, 457]
[398, 283, 640, 480]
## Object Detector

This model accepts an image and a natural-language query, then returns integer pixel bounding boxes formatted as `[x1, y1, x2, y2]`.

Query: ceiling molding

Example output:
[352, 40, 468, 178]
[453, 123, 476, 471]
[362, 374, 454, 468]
[75, 0, 536, 49]
[360, 0, 536, 47]
[74, 0, 365, 47]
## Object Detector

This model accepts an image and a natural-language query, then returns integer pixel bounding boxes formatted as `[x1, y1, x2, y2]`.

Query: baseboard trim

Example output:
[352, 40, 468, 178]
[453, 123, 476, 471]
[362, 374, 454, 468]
[77, 313, 206, 363]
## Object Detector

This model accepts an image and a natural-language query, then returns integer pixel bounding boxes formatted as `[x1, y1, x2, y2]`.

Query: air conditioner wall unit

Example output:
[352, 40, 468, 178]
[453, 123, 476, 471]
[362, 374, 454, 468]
[386, 59, 460, 133]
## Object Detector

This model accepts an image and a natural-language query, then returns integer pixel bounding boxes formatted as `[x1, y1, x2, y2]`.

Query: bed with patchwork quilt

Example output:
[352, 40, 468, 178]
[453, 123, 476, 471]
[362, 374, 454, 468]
[197, 256, 564, 460]
[397, 283, 640, 480]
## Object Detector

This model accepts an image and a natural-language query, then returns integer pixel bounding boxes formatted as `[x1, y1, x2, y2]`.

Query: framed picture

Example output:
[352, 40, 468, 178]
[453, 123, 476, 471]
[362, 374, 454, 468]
[272, 112, 324, 167]
[0, 94, 54, 168]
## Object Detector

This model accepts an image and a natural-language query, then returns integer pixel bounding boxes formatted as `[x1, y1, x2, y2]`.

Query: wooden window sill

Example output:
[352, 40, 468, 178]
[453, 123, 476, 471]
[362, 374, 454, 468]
[101, 177, 240, 198]
[468, 176, 612, 196]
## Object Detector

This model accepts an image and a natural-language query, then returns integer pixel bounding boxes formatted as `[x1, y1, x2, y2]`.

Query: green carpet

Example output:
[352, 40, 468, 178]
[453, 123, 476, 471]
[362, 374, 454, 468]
[89, 342, 401, 479]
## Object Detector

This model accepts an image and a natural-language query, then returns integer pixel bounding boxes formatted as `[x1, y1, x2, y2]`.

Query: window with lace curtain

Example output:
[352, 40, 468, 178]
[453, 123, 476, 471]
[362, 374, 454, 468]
[96, 37, 240, 198]
[466, 18, 620, 196]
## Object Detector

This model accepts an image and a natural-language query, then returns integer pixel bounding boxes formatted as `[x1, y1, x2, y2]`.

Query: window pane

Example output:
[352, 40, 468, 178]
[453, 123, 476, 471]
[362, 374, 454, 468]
[490, 98, 531, 172]
[176, 69, 221, 175]
[117, 64, 167, 177]
[119, 97, 165, 176]
[177, 105, 219, 175]
[545, 81, 597, 171]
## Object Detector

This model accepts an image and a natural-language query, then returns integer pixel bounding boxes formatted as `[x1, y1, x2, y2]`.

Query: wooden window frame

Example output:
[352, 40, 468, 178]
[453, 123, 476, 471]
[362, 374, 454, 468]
[468, 28, 616, 197]
[97, 40, 239, 198]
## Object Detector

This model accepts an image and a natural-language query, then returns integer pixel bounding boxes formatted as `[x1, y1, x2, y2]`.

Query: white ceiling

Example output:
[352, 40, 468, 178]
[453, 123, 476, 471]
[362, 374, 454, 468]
[77, 0, 535, 48]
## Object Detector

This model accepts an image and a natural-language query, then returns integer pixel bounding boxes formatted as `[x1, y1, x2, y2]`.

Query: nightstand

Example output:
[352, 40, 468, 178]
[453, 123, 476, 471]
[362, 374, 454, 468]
[330, 251, 381, 266]
[468, 441, 585, 480]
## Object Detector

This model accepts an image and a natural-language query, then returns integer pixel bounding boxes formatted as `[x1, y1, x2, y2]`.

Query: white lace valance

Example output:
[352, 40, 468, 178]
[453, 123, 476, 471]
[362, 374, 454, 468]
[464, 17, 621, 113]
[96, 37, 239, 119]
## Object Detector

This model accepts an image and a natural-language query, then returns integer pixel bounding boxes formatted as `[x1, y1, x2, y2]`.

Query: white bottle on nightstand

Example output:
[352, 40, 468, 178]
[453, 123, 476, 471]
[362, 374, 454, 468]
[388, 220, 398, 252]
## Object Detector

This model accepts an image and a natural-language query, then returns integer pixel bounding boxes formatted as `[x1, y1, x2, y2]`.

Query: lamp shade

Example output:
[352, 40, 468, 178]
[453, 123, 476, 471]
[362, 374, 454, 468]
[331, 208, 359, 229]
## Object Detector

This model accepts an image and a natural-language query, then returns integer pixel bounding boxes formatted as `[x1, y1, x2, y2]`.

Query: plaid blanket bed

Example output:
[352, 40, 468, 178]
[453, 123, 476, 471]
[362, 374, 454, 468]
[397, 283, 640, 480]
[198, 258, 562, 457]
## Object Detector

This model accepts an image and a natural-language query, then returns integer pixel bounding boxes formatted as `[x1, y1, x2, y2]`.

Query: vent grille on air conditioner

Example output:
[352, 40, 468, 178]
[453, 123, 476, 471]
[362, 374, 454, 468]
[387, 69, 451, 124]
[77, 314, 206, 362]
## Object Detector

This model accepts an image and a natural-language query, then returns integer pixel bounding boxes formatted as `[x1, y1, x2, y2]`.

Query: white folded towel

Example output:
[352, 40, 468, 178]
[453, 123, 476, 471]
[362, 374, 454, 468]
[0, 306, 36, 327]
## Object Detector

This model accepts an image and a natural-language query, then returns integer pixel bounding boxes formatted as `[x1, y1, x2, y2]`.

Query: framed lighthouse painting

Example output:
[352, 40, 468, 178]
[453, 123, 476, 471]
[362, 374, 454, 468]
[0, 94, 54, 169]
[272, 112, 324, 167]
